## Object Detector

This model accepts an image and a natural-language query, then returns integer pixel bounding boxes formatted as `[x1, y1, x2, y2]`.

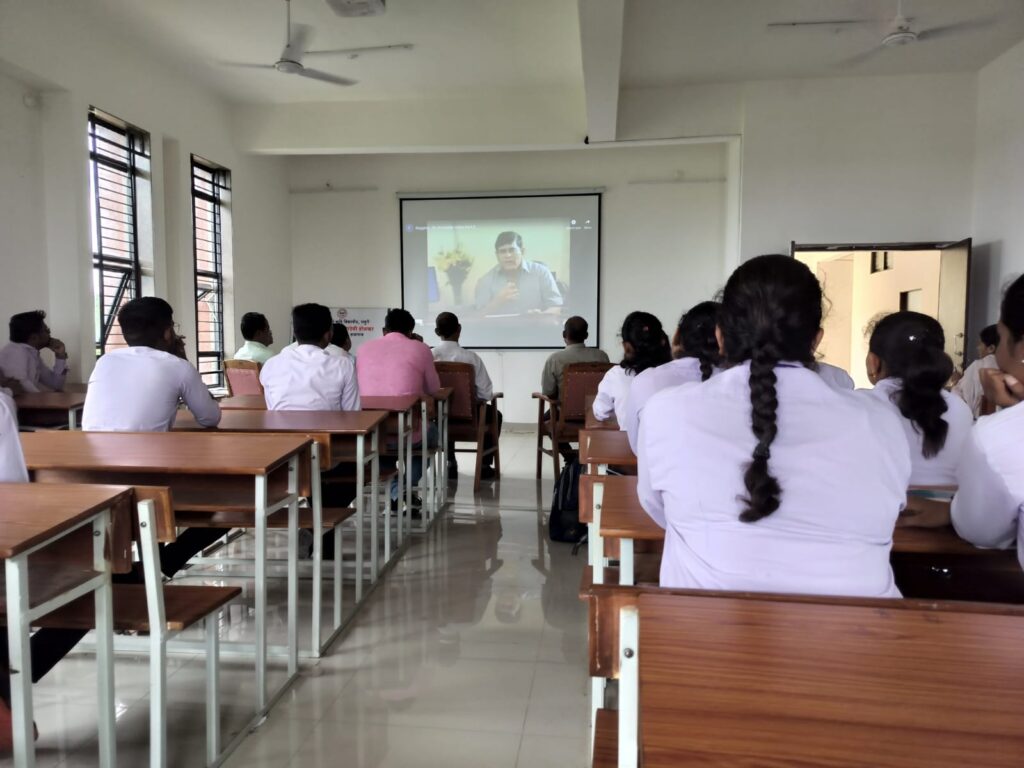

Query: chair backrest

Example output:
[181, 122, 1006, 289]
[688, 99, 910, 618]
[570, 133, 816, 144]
[224, 359, 264, 396]
[133, 486, 177, 543]
[636, 591, 1024, 767]
[434, 362, 477, 422]
[560, 362, 613, 422]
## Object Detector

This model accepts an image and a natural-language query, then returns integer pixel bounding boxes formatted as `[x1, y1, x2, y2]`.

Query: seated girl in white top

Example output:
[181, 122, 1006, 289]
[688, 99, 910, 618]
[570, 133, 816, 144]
[624, 301, 720, 452]
[864, 311, 973, 487]
[591, 311, 670, 427]
[952, 324, 1000, 418]
[951, 275, 1024, 569]
[637, 254, 911, 598]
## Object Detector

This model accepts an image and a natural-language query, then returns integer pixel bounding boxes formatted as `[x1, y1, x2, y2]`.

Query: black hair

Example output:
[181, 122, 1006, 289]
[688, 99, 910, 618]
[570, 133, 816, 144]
[494, 231, 523, 251]
[332, 322, 350, 347]
[1000, 274, 1024, 343]
[979, 324, 1000, 349]
[240, 312, 269, 341]
[678, 301, 721, 381]
[9, 310, 47, 344]
[620, 312, 671, 375]
[869, 312, 952, 459]
[435, 312, 459, 339]
[118, 297, 174, 348]
[563, 316, 589, 344]
[292, 303, 332, 344]
[384, 308, 416, 336]
[720, 254, 823, 524]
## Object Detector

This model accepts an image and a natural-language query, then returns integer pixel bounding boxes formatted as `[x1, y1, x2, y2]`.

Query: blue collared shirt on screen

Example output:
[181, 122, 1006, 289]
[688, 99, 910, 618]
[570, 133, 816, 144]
[473, 259, 564, 314]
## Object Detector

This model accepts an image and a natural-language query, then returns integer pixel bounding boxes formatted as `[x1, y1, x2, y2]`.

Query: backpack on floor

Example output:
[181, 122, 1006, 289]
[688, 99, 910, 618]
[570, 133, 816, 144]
[549, 457, 586, 543]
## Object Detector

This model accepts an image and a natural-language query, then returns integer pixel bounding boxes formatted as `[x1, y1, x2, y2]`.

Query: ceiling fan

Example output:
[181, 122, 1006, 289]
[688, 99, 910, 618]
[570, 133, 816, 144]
[221, 0, 413, 87]
[767, 0, 997, 67]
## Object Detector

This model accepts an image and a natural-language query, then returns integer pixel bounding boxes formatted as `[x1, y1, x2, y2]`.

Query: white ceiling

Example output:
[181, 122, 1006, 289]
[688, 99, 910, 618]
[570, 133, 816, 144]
[86, 0, 583, 104]
[621, 0, 1024, 88]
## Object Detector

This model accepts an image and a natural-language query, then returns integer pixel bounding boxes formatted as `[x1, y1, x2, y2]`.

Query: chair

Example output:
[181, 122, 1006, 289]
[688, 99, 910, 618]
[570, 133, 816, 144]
[434, 362, 503, 492]
[223, 359, 264, 396]
[534, 362, 612, 483]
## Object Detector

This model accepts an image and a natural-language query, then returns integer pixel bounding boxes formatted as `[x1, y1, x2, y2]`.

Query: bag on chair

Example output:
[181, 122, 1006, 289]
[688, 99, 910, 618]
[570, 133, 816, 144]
[548, 457, 586, 543]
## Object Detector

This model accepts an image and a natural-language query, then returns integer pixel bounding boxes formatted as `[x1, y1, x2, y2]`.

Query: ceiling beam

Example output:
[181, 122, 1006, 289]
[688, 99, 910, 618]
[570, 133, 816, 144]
[577, 0, 626, 143]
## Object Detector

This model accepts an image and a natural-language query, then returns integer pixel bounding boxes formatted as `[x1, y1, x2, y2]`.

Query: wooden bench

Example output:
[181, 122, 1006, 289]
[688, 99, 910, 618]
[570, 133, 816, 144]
[599, 589, 1024, 767]
[584, 394, 619, 431]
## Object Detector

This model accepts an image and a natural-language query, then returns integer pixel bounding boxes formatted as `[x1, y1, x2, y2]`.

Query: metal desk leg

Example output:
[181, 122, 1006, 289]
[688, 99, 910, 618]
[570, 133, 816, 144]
[310, 443, 323, 657]
[287, 456, 299, 678]
[5, 558, 34, 768]
[395, 411, 405, 551]
[93, 509, 116, 768]
[254, 474, 269, 714]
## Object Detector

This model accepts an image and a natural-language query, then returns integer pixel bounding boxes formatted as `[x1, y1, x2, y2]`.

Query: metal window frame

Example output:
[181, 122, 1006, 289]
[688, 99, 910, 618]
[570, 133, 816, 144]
[88, 111, 148, 356]
[190, 157, 230, 389]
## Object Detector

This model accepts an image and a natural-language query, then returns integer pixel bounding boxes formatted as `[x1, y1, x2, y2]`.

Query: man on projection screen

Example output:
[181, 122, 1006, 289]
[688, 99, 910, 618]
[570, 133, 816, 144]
[474, 231, 564, 317]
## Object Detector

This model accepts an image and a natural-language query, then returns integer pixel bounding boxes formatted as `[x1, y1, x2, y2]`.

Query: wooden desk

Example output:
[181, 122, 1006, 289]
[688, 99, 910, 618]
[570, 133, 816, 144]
[15, 391, 87, 430]
[0, 483, 133, 768]
[579, 429, 636, 470]
[363, 395, 420, 550]
[216, 395, 267, 410]
[173, 408, 387, 654]
[584, 395, 618, 431]
[20, 431, 311, 718]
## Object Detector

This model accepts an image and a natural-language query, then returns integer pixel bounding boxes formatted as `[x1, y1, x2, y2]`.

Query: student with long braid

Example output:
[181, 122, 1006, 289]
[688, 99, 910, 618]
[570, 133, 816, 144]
[591, 311, 670, 426]
[637, 255, 911, 597]
[864, 312, 973, 486]
[623, 301, 720, 452]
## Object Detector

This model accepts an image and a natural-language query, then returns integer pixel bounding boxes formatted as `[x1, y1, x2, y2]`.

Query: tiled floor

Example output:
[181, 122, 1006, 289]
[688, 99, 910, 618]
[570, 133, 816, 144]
[4, 429, 590, 767]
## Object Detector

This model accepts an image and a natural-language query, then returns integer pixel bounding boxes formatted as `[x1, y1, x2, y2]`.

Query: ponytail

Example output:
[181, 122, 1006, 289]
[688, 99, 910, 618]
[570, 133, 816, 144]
[678, 301, 721, 381]
[719, 255, 823, 523]
[620, 311, 672, 375]
[869, 312, 952, 458]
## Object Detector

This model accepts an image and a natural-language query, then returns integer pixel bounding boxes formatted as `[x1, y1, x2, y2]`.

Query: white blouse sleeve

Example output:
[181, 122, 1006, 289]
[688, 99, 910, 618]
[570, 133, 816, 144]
[0, 393, 28, 483]
[636, 410, 666, 529]
[951, 428, 1021, 552]
[591, 367, 619, 421]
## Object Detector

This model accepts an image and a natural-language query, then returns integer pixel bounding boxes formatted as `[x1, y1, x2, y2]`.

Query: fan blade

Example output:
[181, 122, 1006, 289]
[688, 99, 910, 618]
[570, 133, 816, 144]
[219, 62, 276, 70]
[767, 19, 881, 29]
[305, 43, 414, 57]
[282, 23, 313, 62]
[295, 67, 357, 86]
[838, 45, 886, 68]
[917, 16, 997, 42]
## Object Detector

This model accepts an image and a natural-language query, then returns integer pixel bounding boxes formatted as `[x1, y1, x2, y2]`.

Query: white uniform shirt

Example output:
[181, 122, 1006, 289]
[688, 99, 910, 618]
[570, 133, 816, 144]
[638, 363, 911, 598]
[431, 340, 493, 401]
[0, 342, 67, 392]
[816, 361, 855, 390]
[624, 357, 709, 452]
[83, 346, 221, 432]
[286, 341, 350, 360]
[260, 344, 360, 411]
[233, 340, 275, 365]
[0, 390, 28, 482]
[866, 377, 974, 486]
[953, 354, 999, 418]
[951, 403, 1024, 570]
[592, 365, 634, 426]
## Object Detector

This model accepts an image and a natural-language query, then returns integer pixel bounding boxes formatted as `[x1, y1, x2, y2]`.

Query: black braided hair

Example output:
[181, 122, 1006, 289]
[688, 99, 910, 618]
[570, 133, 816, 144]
[868, 312, 952, 458]
[719, 255, 823, 523]
[620, 311, 671, 375]
[1002, 274, 1024, 344]
[677, 301, 721, 381]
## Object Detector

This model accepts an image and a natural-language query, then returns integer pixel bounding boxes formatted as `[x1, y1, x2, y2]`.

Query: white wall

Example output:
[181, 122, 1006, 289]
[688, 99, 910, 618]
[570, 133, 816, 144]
[289, 143, 731, 422]
[0, 2, 292, 380]
[972, 38, 1024, 333]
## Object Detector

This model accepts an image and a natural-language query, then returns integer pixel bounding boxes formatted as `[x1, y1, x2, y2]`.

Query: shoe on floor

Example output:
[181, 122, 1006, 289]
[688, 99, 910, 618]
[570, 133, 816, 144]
[479, 465, 497, 480]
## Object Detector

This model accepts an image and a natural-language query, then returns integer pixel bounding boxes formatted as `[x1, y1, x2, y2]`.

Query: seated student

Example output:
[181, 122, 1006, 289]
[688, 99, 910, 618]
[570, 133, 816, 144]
[637, 255, 911, 597]
[624, 301, 720, 452]
[286, 322, 352, 359]
[233, 312, 276, 364]
[814, 359, 855, 390]
[592, 311, 670, 426]
[357, 309, 441, 506]
[83, 297, 225, 577]
[864, 311, 973, 487]
[953, 324, 1001, 418]
[540, 316, 609, 400]
[0, 310, 68, 392]
[432, 311, 500, 477]
[260, 304, 360, 411]
[950, 275, 1024, 568]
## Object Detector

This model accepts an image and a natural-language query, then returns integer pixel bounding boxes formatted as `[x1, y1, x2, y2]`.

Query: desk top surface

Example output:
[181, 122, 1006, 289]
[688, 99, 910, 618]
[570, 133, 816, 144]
[21, 431, 311, 475]
[217, 395, 267, 410]
[433, 387, 453, 402]
[361, 394, 421, 412]
[0, 483, 133, 557]
[15, 391, 87, 410]
[579, 430, 636, 466]
[173, 409, 387, 435]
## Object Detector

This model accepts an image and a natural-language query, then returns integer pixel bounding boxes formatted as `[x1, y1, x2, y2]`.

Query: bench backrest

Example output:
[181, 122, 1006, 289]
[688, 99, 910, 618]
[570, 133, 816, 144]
[224, 359, 264, 396]
[434, 362, 476, 422]
[636, 590, 1024, 767]
[559, 362, 612, 423]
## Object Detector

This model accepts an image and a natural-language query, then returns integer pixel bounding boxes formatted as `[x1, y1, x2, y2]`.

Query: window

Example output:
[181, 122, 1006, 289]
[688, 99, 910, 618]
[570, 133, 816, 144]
[88, 110, 150, 355]
[191, 157, 231, 388]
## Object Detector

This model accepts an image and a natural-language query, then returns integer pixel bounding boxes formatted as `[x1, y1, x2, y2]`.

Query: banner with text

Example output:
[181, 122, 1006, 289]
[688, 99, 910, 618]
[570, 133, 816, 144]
[329, 307, 389, 352]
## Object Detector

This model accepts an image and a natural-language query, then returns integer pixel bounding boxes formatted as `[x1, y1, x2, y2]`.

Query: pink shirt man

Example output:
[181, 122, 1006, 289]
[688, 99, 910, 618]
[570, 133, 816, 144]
[357, 331, 440, 443]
